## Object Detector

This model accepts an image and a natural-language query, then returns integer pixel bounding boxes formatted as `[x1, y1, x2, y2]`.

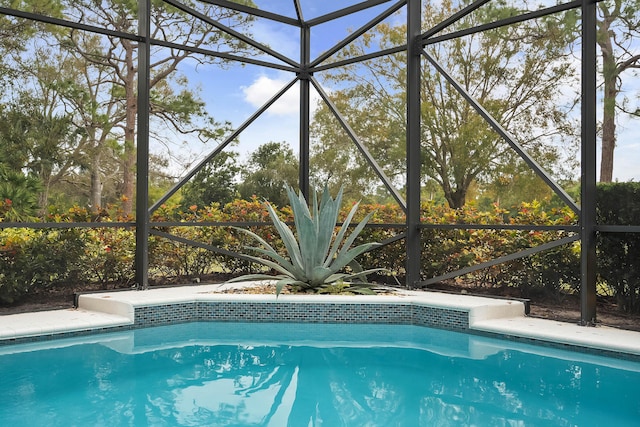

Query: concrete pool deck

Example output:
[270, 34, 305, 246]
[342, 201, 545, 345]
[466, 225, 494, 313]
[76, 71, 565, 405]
[1, 283, 639, 358]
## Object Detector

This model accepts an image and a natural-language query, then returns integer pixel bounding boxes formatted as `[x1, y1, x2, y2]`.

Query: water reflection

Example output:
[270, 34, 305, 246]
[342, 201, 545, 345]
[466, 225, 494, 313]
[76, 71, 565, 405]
[0, 324, 638, 426]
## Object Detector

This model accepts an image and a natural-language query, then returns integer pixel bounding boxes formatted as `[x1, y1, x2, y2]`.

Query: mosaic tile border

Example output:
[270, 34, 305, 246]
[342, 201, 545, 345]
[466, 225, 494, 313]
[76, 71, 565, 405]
[134, 301, 469, 331]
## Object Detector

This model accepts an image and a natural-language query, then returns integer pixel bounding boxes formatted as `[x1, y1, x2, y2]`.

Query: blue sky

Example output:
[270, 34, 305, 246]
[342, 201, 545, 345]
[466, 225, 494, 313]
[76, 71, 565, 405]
[161, 1, 395, 172]
[159, 0, 639, 184]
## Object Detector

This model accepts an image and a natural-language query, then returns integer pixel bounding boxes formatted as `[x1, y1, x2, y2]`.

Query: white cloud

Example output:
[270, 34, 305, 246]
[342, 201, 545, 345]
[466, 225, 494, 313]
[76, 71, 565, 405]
[242, 75, 298, 115]
[242, 75, 322, 117]
[249, 20, 299, 60]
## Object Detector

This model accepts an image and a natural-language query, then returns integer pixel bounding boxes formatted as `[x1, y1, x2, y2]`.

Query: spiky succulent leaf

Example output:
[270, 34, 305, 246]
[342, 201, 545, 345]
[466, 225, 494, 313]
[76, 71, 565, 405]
[226, 274, 285, 283]
[335, 210, 377, 261]
[263, 202, 304, 271]
[316, 187, 341, 266]
[227, 184, 384, 295]
[324, 201, 360, 267]
[233, 251, 296, 278]
[246, 246, 306, 279]
[344, 286, 377, 295]
[309, 265, 333, 285]
[286, 186, 311, 239]
[231, 226, 303, 277]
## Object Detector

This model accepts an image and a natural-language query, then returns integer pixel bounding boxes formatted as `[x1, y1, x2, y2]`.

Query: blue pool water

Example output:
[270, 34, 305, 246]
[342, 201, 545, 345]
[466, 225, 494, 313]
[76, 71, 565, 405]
[0, 322, 639, 426]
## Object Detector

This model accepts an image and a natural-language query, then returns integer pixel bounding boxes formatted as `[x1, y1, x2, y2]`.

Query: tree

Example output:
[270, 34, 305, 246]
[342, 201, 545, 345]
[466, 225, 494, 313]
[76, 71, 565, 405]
[0, 0, 60, 76]
[180, 150, 241, 208]
[310, 88, 406, 203]
[596, 0, 640, 182]
[312, 1, 578, 208]
[49, 0, 255, 215]
[0, 92, 77, 213]
[238, 142, 299, 207]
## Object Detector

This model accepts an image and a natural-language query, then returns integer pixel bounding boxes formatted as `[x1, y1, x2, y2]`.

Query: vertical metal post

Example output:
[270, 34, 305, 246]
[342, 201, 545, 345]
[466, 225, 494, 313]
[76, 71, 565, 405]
[406, 0, 422, 288]
[299, 24, 311, 200]
[135, 0, 151, 289]
[580, 0, 597, 325]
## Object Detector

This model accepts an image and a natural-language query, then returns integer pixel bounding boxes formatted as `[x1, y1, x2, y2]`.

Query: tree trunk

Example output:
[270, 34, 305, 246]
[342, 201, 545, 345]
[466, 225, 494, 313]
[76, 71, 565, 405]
[600, 77, 617, 183]
[598, 15, 618, 183]
[122, 111, 136, 216]
[121, 40, 137, 216]
[90, 153, 103, 210]
[447, 188, 467, 210]
[37, 176, 51, 217]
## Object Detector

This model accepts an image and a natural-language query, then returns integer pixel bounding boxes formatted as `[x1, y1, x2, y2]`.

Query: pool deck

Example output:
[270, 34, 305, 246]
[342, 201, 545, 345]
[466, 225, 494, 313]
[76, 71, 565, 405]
[1, 283, 639, 357]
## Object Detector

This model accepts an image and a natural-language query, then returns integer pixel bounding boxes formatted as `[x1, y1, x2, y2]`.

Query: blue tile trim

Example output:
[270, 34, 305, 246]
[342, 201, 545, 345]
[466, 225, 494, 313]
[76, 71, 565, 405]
[133, 301, 469, 331]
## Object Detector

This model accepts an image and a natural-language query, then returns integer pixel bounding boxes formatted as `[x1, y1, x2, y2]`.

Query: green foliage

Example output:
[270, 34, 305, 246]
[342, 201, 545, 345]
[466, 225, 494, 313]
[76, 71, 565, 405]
[238, 142, 299, 207]
[180, 151, 241, 209]
[597, 182, 640, 312]
[0, 167, 42, 221]
[84, 227, 135, 286]
[3, 194, 640, 312]
[0, 228, 86, 304]
[311, 1, 577, 208]
[229, 185, 383, 295]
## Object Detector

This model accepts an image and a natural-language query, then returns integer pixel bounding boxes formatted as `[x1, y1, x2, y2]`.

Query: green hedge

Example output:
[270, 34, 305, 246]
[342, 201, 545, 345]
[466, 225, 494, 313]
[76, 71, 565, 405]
[597, 183, 640, 313]
[0, 197, 594, 306]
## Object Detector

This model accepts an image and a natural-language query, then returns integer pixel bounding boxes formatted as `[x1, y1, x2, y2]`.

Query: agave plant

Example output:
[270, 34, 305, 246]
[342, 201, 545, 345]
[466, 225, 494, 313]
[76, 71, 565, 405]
[229, 185, 383, 295]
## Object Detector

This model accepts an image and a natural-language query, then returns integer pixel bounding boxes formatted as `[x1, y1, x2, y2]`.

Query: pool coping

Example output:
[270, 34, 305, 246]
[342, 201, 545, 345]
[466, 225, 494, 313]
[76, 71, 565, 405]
[1, 283, 639, 359]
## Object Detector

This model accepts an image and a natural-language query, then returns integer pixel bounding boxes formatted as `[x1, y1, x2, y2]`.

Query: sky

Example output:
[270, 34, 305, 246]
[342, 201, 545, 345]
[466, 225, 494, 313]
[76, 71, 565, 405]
[160, 0, 393, 173]
[157, 0, 640, 184]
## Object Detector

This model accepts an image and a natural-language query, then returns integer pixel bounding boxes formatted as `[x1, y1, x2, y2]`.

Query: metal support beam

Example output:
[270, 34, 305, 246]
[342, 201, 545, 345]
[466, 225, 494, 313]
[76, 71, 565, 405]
[202, 0, 300, 26]
[299, 24, 311, 199]
[135, 0, 151, 289]
[406, 0, 422, 288]
[306, 0, 393, 27]
[580, 0, 598, 325]
[165, 0, 299, 68]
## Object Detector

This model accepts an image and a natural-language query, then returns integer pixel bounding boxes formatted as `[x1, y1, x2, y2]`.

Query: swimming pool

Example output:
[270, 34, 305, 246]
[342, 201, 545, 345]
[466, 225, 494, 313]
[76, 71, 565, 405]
[1, 322, 638, 426]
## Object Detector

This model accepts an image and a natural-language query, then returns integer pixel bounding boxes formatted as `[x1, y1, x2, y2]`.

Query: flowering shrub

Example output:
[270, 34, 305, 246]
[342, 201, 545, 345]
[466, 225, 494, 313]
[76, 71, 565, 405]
[84, 227, 135, 286]
[0, 198, 583, 305]
[0, 228, 87, 303]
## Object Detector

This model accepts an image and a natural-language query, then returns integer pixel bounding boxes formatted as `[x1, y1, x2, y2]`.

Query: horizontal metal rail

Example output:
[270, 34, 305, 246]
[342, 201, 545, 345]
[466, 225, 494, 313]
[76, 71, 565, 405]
[0, 6, 141, 41]
[0, 222, 135, 229]
[596, 225, 640, 233]
[1, 220, 579, 232]
[419, 224, 579, 232]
